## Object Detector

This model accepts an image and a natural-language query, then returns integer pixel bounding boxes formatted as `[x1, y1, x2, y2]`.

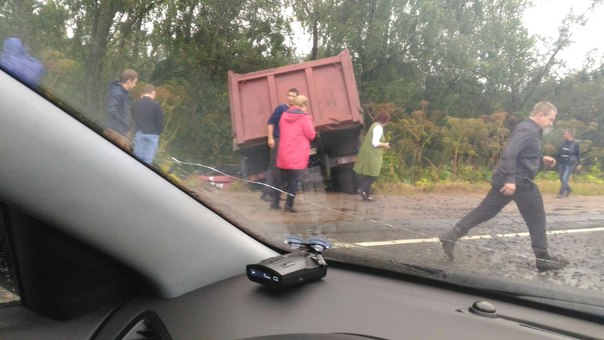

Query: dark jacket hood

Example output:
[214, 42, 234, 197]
[108, 80, 127, 95]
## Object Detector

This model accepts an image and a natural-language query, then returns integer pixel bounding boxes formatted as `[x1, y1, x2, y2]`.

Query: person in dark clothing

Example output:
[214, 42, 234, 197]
[260, 88, 299, 202]
[555, 130, 581, 198]
[132, 84, 165, 165]
[104, 69, 138, 150]
[439, 101, 569, 272]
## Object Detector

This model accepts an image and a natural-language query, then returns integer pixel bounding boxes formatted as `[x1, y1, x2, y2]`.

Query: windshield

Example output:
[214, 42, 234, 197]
[2, 0, 604, 314]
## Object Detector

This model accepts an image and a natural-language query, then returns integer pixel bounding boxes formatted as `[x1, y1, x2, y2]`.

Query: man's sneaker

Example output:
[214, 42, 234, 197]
[439, 230, 458, 260]
[536, 254, 569, 272]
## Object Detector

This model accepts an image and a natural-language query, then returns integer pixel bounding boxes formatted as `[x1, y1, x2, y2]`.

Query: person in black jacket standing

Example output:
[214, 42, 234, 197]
[132, 84, 164, 165]
[104, 69, 138, 150]
[439, 101, 569, 272]
[555, 130, 581, 198]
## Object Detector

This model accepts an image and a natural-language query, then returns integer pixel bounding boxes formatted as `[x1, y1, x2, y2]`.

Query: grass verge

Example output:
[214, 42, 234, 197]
[376, 180, 604, 196]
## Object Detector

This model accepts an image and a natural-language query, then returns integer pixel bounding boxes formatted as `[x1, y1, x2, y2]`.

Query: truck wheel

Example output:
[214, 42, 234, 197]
[334, 164, 357, 194]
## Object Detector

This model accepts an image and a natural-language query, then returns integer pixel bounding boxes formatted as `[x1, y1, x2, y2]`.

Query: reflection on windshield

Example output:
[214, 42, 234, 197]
[0, 215, 19, 304]
[2, 0, 604, 311]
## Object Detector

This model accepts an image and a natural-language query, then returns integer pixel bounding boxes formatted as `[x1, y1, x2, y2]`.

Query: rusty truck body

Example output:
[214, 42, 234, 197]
[228, 49, 363, 193]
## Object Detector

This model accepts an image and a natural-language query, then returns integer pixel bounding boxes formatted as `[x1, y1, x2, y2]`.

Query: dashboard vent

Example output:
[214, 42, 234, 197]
[117, 311, 172, 340]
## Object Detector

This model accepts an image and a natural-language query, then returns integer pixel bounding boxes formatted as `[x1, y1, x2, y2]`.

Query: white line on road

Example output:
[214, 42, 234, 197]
[354, 226, 604, 247]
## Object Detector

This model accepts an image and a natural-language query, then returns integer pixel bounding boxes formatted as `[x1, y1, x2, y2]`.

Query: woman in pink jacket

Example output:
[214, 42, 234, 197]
[272, 95, 316, 212]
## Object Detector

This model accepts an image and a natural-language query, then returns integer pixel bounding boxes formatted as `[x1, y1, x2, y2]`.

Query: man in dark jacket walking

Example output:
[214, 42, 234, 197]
[555, 130, 581, 198]
[132, 84, 164, 165]
[439, 101, 569, 272]
[104, 69, 138, 150]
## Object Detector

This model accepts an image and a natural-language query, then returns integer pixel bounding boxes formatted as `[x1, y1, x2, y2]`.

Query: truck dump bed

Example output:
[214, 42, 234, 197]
[228, 49, 362, 148]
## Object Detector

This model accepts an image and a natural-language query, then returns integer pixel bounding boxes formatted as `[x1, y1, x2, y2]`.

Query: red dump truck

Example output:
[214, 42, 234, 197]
[228, 49, 363, 193]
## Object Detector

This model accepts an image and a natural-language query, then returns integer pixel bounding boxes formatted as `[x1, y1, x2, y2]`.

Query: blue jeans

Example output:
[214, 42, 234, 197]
[133, 132, 160, 165]
[558, 163, 575, 196]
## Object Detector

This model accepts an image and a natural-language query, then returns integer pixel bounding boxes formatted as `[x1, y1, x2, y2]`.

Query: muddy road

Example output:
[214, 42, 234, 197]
[201, 188, 604, 292]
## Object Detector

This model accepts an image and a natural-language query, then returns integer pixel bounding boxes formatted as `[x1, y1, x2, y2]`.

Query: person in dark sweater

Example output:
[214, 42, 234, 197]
[132, 84, 164, 165]
[439, 101, 568, 272]
[260, 88, 299, 202]
[555, 130, 581, 198]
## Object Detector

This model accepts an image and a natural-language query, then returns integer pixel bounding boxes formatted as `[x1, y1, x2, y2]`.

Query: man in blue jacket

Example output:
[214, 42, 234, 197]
[0, 37, 45, 89]
[260, 88, 298, 202]
[104, 69, 138, 150]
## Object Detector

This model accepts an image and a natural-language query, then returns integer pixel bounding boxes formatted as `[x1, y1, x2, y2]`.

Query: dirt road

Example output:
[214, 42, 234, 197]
[199, 188, 604, 228]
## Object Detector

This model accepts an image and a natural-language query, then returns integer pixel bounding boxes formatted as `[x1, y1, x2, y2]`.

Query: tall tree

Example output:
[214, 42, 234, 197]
[148, 0, 294, 161]
[287, 0, 336, 60]
[64, 0, 160, 122]
[289, 0, 600, 118]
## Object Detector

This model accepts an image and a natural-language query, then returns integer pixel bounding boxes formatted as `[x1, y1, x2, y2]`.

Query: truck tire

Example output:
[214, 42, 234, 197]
[334, 164, 357, 194]
[302, 166, 325, 192]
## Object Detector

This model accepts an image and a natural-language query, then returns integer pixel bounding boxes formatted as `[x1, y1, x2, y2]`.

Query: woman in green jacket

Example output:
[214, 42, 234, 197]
[353, 112, 391, 201]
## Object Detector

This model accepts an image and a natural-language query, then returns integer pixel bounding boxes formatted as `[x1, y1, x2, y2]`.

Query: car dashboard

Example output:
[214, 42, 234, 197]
[3, 264, 602, 339]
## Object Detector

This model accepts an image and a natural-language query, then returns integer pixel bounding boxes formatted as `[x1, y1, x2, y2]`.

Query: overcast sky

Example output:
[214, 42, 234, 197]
[290, 1, 604, 74]
[523, 0, 604, 73]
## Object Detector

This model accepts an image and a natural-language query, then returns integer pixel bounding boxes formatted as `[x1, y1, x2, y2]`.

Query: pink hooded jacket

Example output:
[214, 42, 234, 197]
[276, 106, 316, 170]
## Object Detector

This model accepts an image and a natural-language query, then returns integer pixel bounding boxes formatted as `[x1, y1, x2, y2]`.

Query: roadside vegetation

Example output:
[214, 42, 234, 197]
[376, 178, 604, 196]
